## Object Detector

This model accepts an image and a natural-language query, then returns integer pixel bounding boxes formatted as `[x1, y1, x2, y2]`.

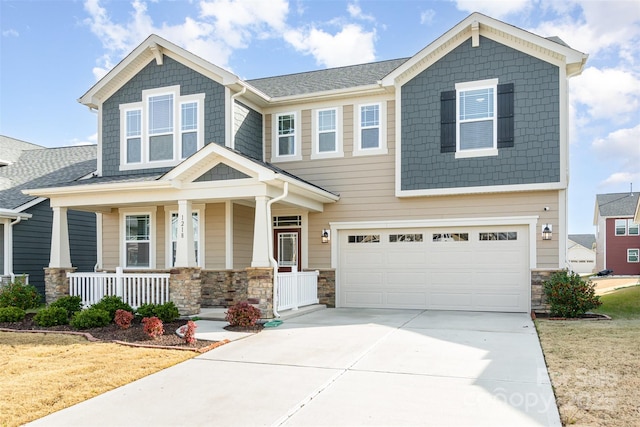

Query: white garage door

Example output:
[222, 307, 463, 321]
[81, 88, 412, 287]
[338, 225, 529, 312]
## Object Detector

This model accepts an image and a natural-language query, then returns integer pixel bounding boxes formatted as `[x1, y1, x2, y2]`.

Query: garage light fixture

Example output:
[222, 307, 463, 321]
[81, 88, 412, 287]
[322, 229, 330, 243]
[542, 224, 552, 240]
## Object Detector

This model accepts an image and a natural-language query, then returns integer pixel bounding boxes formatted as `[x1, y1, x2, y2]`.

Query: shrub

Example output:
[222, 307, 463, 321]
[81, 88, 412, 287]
[114, 309, 134, 329]
[0, 278, 41, 310]
[543, 270, 602, 318]
[34, 307, 69, 327]
[91, 296, 133, 321]
[70, 308, 111, 329]
[142, 316, 164, 339]
[225, 301, 261, 327]
[50, 295, 83, 318]
[136, 302, 180, 323]
[0, 306, 26, 322]
[179, 320, 198, 344]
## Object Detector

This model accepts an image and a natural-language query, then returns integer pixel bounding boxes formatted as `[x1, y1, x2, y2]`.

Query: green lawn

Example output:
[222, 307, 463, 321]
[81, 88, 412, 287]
[593, 285, 640, 319]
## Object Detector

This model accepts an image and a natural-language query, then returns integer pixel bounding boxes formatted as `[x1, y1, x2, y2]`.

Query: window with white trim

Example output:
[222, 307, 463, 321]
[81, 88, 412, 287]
[169, 211, 202, 267]
[120, 85, 204, 170]
[272, 112, 301, 161]
[628, 248, 639, 263]
[354, 102, 387, 156]
[312, 107, 343, 159]
[456, 79, 497, 157]
[124, 214, 151, 268]
[628, 219, 639, 236]
[615, 219, 627, 235]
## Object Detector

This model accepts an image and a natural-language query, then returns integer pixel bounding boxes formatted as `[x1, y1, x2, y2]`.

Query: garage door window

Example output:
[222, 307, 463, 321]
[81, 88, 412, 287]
[432, 233, 469, 242]
[389, 233, 423, 242]
[348, 235, 380, 243]
[479, 232, 517, 241]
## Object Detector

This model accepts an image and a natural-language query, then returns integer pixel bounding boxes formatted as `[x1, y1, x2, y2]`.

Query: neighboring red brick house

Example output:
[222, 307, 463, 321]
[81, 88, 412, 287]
[594, 192, 640, 275]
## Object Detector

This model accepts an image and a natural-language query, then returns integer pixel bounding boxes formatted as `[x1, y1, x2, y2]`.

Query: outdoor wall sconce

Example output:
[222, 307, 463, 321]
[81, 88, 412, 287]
[542, 224, 552, 240]
[322, 229, 330, 243]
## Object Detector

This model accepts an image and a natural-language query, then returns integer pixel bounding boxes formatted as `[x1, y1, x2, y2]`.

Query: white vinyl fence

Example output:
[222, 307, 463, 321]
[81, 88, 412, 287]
[276, 270, 319, 311]
[68, 267, 170, 308]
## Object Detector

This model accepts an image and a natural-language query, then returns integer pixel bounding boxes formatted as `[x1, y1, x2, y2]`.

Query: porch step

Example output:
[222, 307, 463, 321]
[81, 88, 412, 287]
[192, 304, 327, 322]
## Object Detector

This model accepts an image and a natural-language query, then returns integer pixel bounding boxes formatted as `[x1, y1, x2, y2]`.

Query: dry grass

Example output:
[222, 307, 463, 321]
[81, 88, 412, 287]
[0, 332, 196, 427]
[536, 320, 640, 426]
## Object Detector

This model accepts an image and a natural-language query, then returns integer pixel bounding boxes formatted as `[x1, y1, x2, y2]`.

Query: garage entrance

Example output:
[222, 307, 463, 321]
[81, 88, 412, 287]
[338, 225, 529, 312]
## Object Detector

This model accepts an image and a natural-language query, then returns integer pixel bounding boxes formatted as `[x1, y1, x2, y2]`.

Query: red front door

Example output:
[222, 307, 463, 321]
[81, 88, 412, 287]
[274, 228, 301, 272]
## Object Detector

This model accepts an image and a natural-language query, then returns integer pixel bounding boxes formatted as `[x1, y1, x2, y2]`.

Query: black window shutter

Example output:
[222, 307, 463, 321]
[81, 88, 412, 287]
[440, 90, 456, 153]
[497, 83, 514, 148]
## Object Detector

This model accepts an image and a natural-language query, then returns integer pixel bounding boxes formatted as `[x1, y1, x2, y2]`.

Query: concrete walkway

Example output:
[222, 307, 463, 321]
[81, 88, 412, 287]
[29, 309, 560, 426]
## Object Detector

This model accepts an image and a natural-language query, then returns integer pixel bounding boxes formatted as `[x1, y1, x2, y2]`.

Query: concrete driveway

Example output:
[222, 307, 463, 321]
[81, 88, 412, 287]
[29, 309, 560, 426]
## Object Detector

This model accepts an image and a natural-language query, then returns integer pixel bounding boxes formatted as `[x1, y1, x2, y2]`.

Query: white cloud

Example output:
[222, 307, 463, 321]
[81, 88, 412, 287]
[348, 2, 375, 22]
[2, 29, 19, 37]
[571, 67, 640, 124]
[83, 0, 289, 80]
[284, 24, 376, 68]
[420, 9, 435, 25]
[454, 0, 532, 19]
[593, 125, 640, 187]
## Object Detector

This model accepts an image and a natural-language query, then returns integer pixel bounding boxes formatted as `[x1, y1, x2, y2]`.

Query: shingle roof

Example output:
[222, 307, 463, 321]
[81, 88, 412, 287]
[568, 234, 596, 250]
[246, 58, 409, 98]
[0, 135, 43, 165]
[595, 192, 639, 217]
[0, 145, 97, 210]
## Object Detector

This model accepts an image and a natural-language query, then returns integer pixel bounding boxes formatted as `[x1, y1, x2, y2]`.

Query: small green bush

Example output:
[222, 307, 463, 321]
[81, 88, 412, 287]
[34, 306, 69, 327]
[0, 306, 26, 322]
[543, 270, 602, 318]
[0, 278, 41, 310]
[91, 296, 133, 321]
[70, 308, 111, 329]
[225, 301, 261, 327]
[50, 296, 83, 318]
[136, 302, 180, 323]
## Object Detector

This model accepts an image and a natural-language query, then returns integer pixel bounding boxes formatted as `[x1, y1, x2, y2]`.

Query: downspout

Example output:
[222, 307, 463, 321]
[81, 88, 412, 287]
[267, 182, 288, 318]
[230, 86, 247, 149]
[8, 216, 22, 282]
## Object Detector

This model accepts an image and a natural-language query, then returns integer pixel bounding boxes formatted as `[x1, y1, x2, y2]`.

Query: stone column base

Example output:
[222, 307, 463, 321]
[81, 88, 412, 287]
[169, 267, 202, 316]
[316, 269, 336, 308]
[531, 268, 562, 314]
[246, 267, 274, 319]
[44, 267, 76, 305]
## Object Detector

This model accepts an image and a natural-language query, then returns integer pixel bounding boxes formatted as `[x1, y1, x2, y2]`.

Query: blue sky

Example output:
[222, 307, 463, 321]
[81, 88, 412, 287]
[1, 0, 638, 234]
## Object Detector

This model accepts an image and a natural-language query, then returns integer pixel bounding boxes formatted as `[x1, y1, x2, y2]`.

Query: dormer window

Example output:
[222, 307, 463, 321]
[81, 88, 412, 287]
[120, 85, 204, 170]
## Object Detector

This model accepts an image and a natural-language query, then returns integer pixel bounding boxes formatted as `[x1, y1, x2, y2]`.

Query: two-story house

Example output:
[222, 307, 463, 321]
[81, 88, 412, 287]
[26, 13, 587, 316]
[1, 136, 97, 292]
[594, 192, 640, 275]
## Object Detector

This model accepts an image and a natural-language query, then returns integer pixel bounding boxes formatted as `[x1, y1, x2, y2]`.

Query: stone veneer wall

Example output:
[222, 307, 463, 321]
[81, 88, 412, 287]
[200, 269, 248, 307]
[531, 269, 561, 313]
[316, 269, 336, 308]
[169, 267, 202, 316]
[44, 267, 76, 304]
[246, 267, 274, 319]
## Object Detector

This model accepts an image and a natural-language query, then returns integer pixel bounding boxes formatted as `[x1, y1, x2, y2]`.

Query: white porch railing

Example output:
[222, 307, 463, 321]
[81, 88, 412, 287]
[277, 270, 319, 311]
[68, 267, 170, 309]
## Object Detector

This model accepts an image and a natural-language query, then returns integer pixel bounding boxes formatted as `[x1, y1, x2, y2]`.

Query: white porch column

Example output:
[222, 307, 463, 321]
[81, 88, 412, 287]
[174, 200, 196, 267]
[251, 195, 271, 267]
[49, 206, 72, 268]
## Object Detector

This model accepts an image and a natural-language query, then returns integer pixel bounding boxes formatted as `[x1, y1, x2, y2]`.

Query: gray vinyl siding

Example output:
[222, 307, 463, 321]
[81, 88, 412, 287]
[234, 101, 263, 160]
[101, 56, 227, 176]
[195, 164, 250, 182]
[401, 36, 560, 191]
[12, 200, 96, 297]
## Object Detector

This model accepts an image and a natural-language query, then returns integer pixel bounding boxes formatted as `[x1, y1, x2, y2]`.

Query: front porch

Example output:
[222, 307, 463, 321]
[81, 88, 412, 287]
[58, 266, 336, 318]
[28, 143, 339, 318]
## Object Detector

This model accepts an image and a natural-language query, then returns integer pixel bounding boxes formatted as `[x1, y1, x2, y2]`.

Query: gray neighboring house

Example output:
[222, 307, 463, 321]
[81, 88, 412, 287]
[0, 136, 98, 296]
[567, 234, 596, 275]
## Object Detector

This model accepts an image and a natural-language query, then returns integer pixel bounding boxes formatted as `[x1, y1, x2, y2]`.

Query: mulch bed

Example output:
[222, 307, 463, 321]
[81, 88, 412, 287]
[0, 313, 221, 352]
